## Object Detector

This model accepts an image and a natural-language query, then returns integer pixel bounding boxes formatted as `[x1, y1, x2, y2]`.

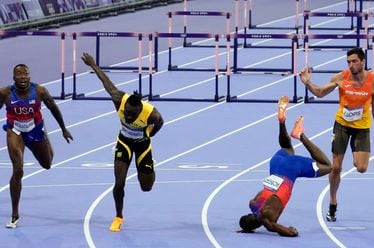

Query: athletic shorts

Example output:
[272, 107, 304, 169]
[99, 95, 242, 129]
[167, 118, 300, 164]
[332, 121, 370, 154]
[114, 132, 154, 174]
[3, 122, 46, 146]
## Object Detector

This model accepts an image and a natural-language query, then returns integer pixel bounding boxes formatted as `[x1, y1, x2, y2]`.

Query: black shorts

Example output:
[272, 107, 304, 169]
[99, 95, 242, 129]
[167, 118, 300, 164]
[332, 121, 370, 154]
[114, 132, 154, 174]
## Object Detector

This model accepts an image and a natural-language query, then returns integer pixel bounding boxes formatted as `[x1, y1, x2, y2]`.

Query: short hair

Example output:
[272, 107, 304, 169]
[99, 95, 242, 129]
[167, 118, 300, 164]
[13, 64, 28, 73]
[239, 214, 262, 232]
[127, 91, 142, 107]
[347, 47, 365, 61]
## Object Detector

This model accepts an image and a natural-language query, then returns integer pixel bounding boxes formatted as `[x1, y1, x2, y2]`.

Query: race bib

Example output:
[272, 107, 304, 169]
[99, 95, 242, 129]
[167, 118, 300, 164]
[263, 175, 284, 191]
[120, 124, 144, 139]
[13, 119, 35, 132]
[342, 106, 363, 122]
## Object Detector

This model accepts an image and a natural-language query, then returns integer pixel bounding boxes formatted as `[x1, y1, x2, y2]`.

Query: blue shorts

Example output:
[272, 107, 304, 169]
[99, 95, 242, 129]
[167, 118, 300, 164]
[3, 122, 46, 146]
[269, 149, 316, 183]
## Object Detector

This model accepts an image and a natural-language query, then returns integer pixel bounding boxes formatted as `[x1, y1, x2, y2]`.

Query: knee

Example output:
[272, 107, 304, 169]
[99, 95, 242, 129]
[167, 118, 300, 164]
[140, 184, 153, 192]
[355, 165, 367, 173]
[40, 161, 52, 170]
[12, 167, 24, 179]
[331, 166, 342, 174]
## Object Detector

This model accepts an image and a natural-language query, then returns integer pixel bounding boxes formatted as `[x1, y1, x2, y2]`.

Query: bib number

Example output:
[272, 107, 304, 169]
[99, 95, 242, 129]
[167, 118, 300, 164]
[263, 175, 284, 191]
[120, 125, 144, 139]
[14, 119, 35, 133]
[342, 106, 363, 122]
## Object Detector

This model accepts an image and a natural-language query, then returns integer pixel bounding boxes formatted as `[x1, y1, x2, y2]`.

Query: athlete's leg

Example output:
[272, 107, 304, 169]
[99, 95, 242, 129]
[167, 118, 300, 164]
[113, 160, 130, 218]
[277, 96, 294, 155]
[353, 151, 369, 173]
[27, 137, 53, 170]
[6, 129, 25, 221]
[329, 154, 344, 204]
[299, 133, 331, 176]
[351, 129, 370, 173]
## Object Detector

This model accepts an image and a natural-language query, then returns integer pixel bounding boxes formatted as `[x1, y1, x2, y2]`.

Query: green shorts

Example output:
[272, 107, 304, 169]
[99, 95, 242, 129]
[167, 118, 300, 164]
[332, 121, 370, 154]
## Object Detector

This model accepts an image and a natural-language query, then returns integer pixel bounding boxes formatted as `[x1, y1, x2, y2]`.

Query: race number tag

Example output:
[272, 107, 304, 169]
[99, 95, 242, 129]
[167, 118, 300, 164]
[342, 106, 363, 122]
[263, 175, 284, 191]
[120, 124, 144, 139]
[14, 119, 35, 132]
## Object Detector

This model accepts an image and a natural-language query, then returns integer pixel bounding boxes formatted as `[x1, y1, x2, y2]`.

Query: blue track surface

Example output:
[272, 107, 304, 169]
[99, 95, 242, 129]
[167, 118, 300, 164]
[1, 1, 374, 247]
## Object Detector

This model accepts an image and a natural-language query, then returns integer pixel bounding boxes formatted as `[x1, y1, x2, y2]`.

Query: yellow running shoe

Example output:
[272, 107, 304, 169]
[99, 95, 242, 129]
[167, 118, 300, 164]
[278, 96, 289, 123]
[291, 116, 305, 140]
[109, 217, 124, 232]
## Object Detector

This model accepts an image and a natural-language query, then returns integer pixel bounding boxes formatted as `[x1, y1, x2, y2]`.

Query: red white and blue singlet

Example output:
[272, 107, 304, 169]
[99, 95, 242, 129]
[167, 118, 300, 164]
[250, 149, 317, 217]
[4, 83, 45, 144]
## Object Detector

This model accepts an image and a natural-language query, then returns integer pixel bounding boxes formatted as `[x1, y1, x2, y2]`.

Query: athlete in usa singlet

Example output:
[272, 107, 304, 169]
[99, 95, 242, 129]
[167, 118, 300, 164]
[4, 82, 44, 144]
[250, 149, 317, 216]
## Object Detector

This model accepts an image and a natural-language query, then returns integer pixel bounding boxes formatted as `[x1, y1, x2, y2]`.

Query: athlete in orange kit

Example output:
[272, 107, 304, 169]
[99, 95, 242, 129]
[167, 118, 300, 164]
[299, 47, 374, 222]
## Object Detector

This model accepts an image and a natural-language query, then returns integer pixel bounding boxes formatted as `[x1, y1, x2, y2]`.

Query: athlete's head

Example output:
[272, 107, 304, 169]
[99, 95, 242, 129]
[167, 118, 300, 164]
[346, 47, 365, 75]
[124, 91, 143, 123]
[13, 64, 31, 90]
[239, 214, 262, 232]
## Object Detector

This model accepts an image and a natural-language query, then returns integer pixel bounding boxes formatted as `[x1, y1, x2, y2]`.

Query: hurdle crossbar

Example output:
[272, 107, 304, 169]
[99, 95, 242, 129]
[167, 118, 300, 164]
[149, 33, 225, 102]
[233, 33, 299, 74]
[155, 32, 228, 72]
[304, 34, 374, 104]
[246, 0, 301, 32]
[93, 31, 157, 72]
[0, 30, 70, 100]
[228, 34, 302, 103]
[72, 31, 148, 100]
[304, 33, 371, 74]
[168, 10, 231, 48]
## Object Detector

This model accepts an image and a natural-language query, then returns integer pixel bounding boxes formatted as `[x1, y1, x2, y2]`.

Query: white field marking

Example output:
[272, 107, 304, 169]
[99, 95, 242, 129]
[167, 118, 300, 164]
[201, 127, 333, 248]
[20, 176, 337, 189]
[316, 156, 374, 248]
[328, 227, 367, 230]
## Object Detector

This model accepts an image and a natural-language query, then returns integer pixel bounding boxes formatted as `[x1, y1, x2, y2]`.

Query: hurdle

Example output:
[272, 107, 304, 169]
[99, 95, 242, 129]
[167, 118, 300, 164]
[303, 11, 370, 50]
[0, 30, 70, 100]
[228, 34, 302, 103]
[304, 34, 374, 104]
[232, 33, 299, 75]
[304, 33, 370, 74]
[148, 33, 225, 102]
[155, 32, 228, 72]
[95, 31, 157, 72]
[245, 0, 302, 33]
[72, 31, 149, 100]
[168, 10, 231, 48]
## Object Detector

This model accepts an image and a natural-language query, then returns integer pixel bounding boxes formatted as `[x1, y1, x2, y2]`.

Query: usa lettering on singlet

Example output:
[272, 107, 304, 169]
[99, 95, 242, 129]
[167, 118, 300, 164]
[342, 106, 363, 122]
[263, 175, 284, 191]
[120, 123, 144, 139]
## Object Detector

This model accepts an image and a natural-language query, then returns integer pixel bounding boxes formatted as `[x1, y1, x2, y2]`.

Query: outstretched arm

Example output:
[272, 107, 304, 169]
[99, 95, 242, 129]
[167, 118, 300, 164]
[299, 68, 341, 98]
[260, 196, 298, 237]
[81, 52, 124, 106]
[39, 86, 73, 143]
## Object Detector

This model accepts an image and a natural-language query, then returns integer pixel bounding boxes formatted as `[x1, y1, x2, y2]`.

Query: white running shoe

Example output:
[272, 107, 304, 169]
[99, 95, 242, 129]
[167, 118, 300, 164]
[5, 216, 19, 228]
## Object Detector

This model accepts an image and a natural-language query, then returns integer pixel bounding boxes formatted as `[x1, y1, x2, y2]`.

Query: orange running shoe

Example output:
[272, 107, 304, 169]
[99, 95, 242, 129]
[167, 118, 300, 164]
[278, 96, 289, 123]
[291, 116, 305, 140]
[109, 217, 124, 232]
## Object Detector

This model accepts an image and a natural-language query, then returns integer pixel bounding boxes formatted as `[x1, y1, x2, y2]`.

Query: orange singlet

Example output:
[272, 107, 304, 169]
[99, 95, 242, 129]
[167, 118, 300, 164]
[335, 69, 373, 129]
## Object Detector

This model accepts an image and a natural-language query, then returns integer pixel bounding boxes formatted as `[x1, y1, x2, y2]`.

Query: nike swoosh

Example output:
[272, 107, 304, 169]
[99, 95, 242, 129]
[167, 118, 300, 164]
[10, 100, 21, 104]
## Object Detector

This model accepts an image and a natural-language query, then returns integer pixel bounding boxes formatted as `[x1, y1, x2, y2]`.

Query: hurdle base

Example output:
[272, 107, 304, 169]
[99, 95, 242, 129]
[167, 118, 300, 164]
[53, 93, 72, 100]
[227, 95, 278, 103]
[169, 65, 227, 72]
[149, 94, 225, 102]
[304, 96, 339, 104]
